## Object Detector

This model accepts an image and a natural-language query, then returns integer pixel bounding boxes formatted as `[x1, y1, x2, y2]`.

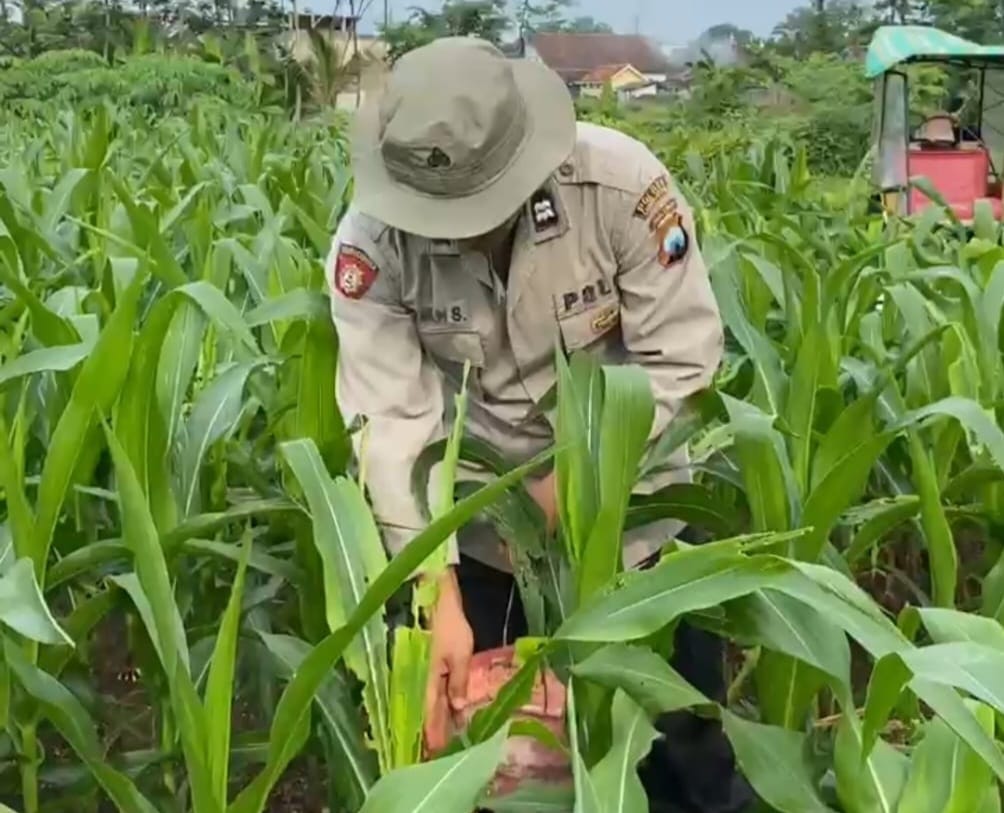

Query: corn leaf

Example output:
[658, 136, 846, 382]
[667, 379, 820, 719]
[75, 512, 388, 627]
[0, 342, 92, 388]
[259, 632, 375, 811]
[277, 314, 348, 471]
[0, 413, 33, 558]
[358, 725, 509, 813]
[982, 550, 1004, 623]
[280, 438, 392, 771]
[568, 679, 601, 813]
[464, 646, 544, 746]
[916, 607, 1004, 649]
[638, 388, 725, 479]
[0, 558, 71, 645]
[588, 691, 658, 813]
[727, 587, 851, 728]
[833, 714, 908, 813]
[178, 360, 265, 517]
[785, 321, 836, 498]
[388, 626, 431, 769]
[117, 294, 181, 533]
[571, 643, 708, 715]
[578, 364, 654, 601]
[722, 711, 834, 813]
[798, 430, 896, 562]
[481, 784, 575, 811]
[157, 301, 208, 452]
[205, 535, 252, 803]
[624, 483, 737, 537]
[556, 544, 790, 643]
[721, 396, 794, 534]
[103, 425, 217, 811]
[31, 269, 145, 578]
[0, 263, 79, 347]
[907, 431, 957, 608]
[710, 250, 785, 413]
[863, 643, 1004, 779]
[843, 496, 921, 566]
[896, 702, 997, 813]
[555, 351, 603, 564]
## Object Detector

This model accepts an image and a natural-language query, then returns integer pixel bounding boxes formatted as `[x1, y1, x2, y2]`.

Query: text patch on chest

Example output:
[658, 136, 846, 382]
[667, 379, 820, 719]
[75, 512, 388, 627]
[561, 278, 614, 313]
[418, 300, 469, 326]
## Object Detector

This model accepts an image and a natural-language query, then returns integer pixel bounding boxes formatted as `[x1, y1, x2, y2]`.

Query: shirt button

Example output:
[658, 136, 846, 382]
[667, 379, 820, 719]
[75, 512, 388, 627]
[559, 162, 574, 178]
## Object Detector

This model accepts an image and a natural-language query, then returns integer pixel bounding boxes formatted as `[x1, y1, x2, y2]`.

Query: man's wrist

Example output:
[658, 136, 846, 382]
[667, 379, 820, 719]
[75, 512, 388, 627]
[418, 566, 463, 611]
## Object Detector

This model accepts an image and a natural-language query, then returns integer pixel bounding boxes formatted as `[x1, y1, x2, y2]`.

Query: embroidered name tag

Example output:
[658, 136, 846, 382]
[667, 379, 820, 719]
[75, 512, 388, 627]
[561, 278, 614, 312]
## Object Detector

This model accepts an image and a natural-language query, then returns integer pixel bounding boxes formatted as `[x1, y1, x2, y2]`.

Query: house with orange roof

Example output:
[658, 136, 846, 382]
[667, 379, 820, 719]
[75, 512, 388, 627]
[574, 63, 656, 99]
[525, 32, 680, 100]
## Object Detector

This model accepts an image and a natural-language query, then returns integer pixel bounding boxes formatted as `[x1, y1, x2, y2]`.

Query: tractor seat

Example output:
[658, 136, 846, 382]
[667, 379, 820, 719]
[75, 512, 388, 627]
[916, 113, 958, 148]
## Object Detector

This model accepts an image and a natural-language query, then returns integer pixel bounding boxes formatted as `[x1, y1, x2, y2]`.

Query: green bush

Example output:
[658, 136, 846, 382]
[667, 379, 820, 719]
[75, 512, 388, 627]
[0, 48, 106, 102]
[0, 50, 254, 115]
[25, 47, 107, 72]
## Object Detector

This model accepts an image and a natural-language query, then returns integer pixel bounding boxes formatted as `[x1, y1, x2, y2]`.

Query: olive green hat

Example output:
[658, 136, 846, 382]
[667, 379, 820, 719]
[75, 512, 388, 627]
[350, 36, 576, 239]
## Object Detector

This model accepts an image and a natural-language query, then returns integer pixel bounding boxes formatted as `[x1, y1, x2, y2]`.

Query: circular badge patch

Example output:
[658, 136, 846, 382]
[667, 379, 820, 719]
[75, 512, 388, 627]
[657, 214, 689, 267]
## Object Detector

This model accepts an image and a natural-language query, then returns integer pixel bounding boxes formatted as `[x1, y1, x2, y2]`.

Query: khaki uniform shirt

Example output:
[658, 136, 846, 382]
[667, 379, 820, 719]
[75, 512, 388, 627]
[327, 122, 724, 571]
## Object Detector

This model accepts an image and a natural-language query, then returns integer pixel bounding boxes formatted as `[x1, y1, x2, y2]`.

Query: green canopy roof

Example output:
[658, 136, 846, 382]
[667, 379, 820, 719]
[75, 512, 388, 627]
[865, 25, 1004, 78]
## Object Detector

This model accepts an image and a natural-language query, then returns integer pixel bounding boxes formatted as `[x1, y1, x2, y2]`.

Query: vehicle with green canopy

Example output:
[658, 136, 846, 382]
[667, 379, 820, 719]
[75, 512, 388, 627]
[868, 25, 1004, 222]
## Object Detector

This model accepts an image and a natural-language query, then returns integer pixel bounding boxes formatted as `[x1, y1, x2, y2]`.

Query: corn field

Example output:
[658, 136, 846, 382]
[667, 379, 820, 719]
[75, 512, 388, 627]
[1, 102, 1004, 813]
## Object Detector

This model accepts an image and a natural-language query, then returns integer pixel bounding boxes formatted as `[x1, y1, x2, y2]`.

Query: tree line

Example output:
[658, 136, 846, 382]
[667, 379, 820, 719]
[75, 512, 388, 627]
[3, 0, 1004, 65]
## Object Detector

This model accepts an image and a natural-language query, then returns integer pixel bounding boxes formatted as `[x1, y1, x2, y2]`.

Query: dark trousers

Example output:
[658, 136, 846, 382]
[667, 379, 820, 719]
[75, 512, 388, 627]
[458, 552, 755, 813]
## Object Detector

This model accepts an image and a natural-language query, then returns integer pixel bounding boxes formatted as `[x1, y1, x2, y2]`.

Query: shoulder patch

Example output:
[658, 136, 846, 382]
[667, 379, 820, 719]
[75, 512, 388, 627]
[654, 212, 689, 267]
[333, 244, 379, 300]
[634, 175, 671, 219]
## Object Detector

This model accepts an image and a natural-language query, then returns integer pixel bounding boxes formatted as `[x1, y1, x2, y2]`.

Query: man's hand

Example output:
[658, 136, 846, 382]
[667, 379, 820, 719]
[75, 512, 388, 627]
[423, 567, 474, 753]
[526, 470, 558, 532]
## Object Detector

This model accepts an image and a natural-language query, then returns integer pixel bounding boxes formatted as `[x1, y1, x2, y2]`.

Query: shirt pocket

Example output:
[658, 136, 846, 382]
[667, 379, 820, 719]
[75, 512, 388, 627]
[418, 327, 486, 381]
[555, 303, 622, 354]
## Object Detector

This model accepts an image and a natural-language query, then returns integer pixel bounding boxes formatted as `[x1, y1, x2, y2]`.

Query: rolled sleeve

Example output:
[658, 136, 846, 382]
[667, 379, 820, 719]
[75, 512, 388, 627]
[612, 171, 724, 439]
[328, 210, 456, 563]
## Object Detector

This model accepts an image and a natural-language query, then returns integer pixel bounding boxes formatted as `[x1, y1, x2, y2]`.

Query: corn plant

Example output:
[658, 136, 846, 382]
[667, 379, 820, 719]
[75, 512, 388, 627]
[0, 103, 356, 810]
[401, 145, 1004, 811]
[3, 90, 1004, 813]
[433, 349, 1004, 813]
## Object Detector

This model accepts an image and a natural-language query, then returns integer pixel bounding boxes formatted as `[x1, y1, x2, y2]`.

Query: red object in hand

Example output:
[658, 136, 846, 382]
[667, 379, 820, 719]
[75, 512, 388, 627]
[431, 646, 573, 800]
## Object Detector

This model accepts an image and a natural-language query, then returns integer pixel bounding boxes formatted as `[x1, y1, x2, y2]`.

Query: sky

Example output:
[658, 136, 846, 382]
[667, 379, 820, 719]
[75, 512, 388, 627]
[357, 0, 810, 43]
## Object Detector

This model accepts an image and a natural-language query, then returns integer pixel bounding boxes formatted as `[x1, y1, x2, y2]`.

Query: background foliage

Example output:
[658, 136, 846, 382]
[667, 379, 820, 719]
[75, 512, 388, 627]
[3, 1, 1004, 812]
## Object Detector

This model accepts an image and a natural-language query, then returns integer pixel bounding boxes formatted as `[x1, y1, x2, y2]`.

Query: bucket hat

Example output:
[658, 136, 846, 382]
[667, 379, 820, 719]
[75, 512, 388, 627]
[350, 36, 576, 239]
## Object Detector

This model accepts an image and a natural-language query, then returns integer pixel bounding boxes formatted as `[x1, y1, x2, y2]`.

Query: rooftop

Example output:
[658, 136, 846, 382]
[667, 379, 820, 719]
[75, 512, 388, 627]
[529, 32, 670, 81]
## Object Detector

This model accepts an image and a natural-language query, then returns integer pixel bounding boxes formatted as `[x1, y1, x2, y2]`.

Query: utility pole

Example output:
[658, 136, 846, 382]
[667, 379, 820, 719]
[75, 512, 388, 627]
[383, 0, 388, 28]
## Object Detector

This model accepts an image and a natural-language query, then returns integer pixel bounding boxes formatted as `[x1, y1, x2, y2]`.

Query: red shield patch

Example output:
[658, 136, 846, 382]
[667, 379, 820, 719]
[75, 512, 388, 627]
[333, 245, 378, 300]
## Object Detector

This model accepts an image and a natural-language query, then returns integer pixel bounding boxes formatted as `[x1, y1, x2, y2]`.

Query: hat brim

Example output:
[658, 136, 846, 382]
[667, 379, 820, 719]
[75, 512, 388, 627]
[349, 59, 577, 240]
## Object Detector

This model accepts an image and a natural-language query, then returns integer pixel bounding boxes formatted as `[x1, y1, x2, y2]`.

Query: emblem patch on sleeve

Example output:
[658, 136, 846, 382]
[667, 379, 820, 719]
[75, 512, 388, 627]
[333, 245, 378, 300]
[634, 175, 671, 219]
[655, 212, 689, 267]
